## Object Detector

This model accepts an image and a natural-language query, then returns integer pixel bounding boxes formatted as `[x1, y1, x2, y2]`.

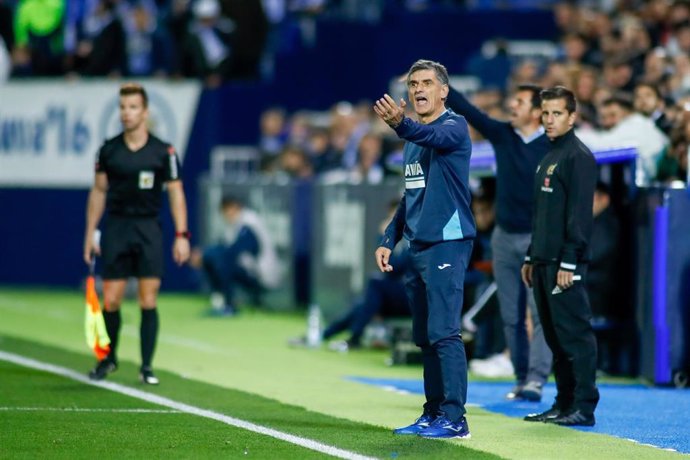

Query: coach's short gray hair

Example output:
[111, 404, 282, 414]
[406, 59, 449, 86]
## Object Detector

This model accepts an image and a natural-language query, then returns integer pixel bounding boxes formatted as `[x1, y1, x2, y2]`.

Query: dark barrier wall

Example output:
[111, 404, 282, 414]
[310, 182, 403, 320]
[0, 188, 88, 286]
[0, 187, 196, 290]
[637, 188, 690, 384]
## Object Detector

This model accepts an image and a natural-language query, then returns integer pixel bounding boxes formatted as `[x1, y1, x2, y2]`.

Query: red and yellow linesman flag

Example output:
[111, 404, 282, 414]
[85, 275, 110, 360]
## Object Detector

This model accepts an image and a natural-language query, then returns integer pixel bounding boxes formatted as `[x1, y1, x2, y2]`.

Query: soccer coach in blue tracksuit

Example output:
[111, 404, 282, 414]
[374, 59, 475, 439]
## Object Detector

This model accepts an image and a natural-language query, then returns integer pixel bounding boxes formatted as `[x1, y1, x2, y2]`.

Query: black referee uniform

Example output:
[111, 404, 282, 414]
[525, 128, 599, 424]
[96, 133, 181, 372]
[98, 133, 181, 279]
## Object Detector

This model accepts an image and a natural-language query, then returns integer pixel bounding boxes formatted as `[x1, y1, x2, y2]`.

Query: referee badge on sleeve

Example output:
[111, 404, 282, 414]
[139, 171, 155, 189]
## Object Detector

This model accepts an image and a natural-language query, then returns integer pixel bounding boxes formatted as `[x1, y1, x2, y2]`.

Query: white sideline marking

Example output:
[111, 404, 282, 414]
[0, 351, 376, 460]
[0, 407, 182, 414]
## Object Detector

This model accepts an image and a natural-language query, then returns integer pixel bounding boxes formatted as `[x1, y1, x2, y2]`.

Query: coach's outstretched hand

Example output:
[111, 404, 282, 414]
[374, 94, 406, 128]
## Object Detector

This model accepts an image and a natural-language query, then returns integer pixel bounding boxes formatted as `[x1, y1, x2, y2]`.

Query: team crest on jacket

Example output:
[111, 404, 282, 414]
[546, 163, 557, 175]
[541, 175, 553, 193]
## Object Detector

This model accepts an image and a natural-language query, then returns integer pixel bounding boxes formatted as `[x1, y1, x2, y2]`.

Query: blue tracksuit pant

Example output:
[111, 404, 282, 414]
[405, 239, 473, 422]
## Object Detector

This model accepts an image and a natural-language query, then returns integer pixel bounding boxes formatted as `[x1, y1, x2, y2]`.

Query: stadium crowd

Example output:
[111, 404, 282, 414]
[0, 0, 329, 83]
[250, 0, 690, 186]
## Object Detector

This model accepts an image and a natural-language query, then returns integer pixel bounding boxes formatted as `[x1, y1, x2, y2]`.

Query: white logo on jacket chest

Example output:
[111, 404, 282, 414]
[405, 162, 425, 189]
[405, 162, 424, 177]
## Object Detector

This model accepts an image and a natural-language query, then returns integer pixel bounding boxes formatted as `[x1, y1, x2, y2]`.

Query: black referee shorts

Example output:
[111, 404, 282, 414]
[101, 216, 164, 279]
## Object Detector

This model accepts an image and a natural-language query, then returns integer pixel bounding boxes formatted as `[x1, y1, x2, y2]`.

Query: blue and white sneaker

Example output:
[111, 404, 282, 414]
[417, 416, 471, 439]
[393, 413, 437, 435]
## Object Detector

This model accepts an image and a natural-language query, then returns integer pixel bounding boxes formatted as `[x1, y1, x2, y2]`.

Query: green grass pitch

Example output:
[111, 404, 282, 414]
[0, 288, 681, 459]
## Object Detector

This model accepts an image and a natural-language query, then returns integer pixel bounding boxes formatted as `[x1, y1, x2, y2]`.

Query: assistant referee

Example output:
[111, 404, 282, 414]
[83, 83, 190, 385]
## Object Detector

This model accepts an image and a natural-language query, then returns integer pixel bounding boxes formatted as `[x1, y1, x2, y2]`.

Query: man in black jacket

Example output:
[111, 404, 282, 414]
[521, 86, 599, 427]
[446, 85, 552, 402]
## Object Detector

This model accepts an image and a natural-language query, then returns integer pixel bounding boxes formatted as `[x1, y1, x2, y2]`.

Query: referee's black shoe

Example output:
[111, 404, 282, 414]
[523, 407, 560, 422]
[88, 359, 118, 381]
[548, 410, 595, 427]
[140, 366, 160, 385]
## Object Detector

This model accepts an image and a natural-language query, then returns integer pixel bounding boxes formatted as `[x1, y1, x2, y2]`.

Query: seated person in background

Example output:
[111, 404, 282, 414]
[464, 192, 512, 378]
[588, 182, 620, 320]
[463, 192, 506, 363]
[190, 195, 281, 315]
[587, 182, 622, 373]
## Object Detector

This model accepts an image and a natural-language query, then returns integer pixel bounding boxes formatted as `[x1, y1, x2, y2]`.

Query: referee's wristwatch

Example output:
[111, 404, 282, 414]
[175, 230, 191, 239]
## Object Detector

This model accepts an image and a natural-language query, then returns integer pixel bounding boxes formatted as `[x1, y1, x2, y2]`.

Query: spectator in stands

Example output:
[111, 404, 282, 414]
[540, 61, 570, 88]
[658, 111, 690, 183]
[278, 145, 314, 179]
[572, 66, 600, 128]
[602, 58, 635, 93]
[350, 132, 384, 184]
[123, 3, 169, 76]
[220, 0, 268, 80]
[577, 94, 669, 185]
[190, 195, 282, 316]
[167, 0, 193, 76]
[640, 48, 669, 86]
[258, 107, 288, 160]
[634, 81, 674, 135]
[668, 53, 690, 98]
[446, 84, 552, 402]
[305, 127, 341, 174]
[561, 32, 600, 68]
[665, 19, 690, 58]
[12, 0, 66, 75]
[259, 0, 286, 80]
[342, 100, 376, 169]
[328, 101, 361, 170]
[286, 111, 311, 150]
[322, 132, 384, 184]
[183, 0, 233, 87]
[76, 0, 125, 76]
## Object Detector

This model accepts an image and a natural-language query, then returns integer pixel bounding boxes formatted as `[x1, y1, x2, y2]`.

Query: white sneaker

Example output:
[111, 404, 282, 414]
[469, 353, 514, 378]
[210, 292, 225, 311]
[328, 340, 350, 353]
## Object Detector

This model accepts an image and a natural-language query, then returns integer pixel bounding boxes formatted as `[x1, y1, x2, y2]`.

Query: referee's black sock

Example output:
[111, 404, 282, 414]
[140, 308, 159, 369]
[103, 310, 121, 364]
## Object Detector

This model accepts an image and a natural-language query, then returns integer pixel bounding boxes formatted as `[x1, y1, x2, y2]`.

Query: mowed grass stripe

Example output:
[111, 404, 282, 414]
[0, 336, 501, 460]
[0, 351, 376, 460]
[0, 407, 182, 413]
[0, 360, 326, 460]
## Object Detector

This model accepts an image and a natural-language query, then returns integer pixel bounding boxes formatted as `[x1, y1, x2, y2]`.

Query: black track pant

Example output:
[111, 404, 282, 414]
[532, 264, 599, 416]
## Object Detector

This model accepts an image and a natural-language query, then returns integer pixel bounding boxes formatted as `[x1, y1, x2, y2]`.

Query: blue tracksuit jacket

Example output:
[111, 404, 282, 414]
[381, 109, 476, 249]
